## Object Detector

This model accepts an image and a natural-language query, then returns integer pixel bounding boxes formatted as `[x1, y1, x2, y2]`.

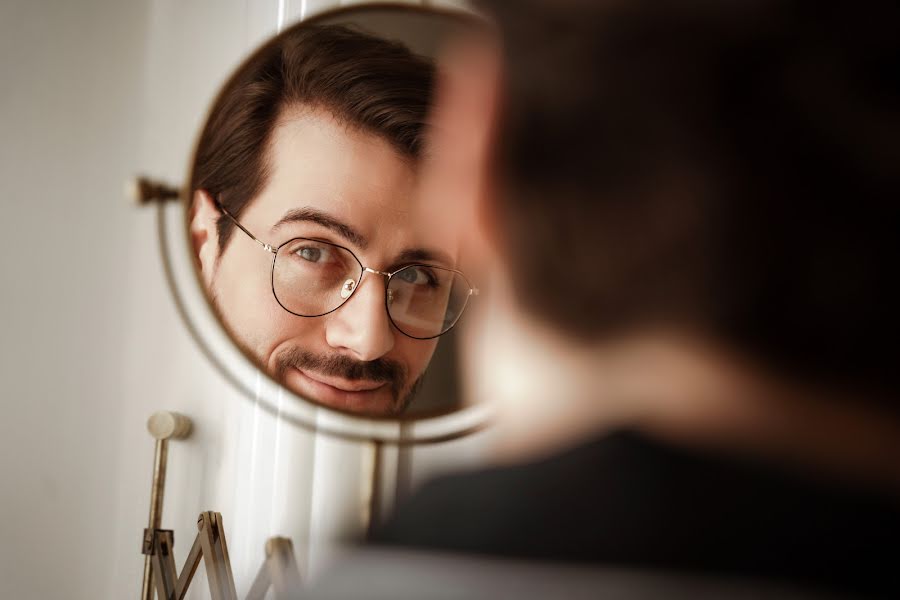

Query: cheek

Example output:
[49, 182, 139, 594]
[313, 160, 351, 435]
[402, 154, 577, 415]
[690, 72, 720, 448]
[213, 250, 322, 359]
[396, 337, 439, 379]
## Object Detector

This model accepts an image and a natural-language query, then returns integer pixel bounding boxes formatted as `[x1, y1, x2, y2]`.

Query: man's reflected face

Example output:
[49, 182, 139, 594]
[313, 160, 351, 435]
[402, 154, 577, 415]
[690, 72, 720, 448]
[195, 107, 452, 416]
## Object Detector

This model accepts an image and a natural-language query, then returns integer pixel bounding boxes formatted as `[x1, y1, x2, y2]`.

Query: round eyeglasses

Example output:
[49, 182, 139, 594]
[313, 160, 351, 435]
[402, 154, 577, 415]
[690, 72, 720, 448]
[217, 202, 478, 340]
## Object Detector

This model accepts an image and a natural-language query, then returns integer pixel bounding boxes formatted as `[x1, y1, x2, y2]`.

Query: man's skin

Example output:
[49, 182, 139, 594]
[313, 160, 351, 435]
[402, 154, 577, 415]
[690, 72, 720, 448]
[191, 106, 457, 416]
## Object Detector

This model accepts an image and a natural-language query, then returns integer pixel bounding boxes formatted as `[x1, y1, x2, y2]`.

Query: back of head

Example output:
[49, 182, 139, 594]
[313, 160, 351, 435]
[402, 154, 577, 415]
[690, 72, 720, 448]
[478, 0, 900, 402]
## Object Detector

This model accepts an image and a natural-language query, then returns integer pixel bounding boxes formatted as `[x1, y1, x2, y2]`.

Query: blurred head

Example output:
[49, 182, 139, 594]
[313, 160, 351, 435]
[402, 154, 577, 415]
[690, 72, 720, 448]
[434, 0, 900, 405]
[189, 24, 454, 416]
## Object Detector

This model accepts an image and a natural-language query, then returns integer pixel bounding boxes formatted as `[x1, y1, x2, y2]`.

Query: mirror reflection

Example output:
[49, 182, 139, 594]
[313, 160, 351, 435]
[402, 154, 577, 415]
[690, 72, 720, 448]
[187, 9, 475, 418]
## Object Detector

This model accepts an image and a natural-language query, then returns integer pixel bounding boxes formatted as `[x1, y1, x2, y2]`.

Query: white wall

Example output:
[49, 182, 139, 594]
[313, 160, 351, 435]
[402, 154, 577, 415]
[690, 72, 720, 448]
[0, 1, 486, 599]
[0, 1, 151, 598]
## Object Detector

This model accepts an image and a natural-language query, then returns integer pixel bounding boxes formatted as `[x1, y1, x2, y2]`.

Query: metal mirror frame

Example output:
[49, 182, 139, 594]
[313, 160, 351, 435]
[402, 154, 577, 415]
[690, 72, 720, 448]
[166, 2, 492, 444]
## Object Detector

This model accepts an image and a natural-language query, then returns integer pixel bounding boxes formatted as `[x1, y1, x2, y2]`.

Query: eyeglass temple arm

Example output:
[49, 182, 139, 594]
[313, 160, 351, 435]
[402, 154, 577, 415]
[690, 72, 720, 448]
[215, 199, 277, 254]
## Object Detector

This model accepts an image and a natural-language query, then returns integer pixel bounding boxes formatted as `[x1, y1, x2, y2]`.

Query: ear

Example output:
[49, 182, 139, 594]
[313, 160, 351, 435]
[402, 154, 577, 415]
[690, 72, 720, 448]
[189, 189, 221, 287]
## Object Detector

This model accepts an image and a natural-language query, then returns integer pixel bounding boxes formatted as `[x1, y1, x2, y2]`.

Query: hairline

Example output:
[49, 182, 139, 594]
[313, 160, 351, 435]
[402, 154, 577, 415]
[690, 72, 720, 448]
[215, 101, 421, 257]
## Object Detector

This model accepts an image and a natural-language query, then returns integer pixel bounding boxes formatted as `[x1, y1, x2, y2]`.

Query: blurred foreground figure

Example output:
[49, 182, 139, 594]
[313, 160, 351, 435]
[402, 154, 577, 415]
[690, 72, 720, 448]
[366, 1, 900, 598]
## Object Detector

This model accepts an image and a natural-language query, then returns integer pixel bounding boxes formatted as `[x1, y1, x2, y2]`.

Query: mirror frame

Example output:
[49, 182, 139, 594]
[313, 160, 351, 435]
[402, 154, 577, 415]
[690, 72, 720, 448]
[167, 2, 492, 444]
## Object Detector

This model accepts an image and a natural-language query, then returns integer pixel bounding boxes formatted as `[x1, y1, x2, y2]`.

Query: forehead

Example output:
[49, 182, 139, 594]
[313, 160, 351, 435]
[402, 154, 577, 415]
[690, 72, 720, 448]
[242, 107, 418, 238]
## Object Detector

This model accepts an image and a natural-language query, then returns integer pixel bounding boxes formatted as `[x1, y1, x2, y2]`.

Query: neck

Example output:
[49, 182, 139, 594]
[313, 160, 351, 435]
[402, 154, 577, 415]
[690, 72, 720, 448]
[468, 299, 900, 493]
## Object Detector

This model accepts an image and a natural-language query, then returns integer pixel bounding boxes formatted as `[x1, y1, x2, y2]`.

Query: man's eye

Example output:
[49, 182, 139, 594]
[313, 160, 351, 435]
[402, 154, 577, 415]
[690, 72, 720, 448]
[296, 246, 325, 262]
[396, 266, 435, 286]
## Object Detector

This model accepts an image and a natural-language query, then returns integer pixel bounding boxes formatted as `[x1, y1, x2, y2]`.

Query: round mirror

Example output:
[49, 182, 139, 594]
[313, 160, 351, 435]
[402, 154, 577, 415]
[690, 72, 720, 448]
[166, 3, 490, 443]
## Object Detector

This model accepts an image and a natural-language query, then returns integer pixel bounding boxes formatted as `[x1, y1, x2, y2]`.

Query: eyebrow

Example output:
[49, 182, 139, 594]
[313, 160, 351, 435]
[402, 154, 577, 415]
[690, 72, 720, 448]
[395, 248, 455, 269]
[271, 207, 368, 249]
[271, 206, 454, 267]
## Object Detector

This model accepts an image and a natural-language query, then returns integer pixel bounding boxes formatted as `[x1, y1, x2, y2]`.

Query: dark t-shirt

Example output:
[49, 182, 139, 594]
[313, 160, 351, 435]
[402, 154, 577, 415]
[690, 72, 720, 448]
[372, 431, 900, 598]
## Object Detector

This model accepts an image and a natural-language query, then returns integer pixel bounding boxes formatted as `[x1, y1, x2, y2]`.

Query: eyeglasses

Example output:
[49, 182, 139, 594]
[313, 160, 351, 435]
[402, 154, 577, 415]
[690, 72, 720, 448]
[216, 202, 478, 340]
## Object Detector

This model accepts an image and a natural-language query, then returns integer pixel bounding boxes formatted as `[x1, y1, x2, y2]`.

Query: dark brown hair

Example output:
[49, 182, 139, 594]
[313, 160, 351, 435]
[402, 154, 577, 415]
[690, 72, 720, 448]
[479, 0, 900, 396]
[190, 23, 434, 251]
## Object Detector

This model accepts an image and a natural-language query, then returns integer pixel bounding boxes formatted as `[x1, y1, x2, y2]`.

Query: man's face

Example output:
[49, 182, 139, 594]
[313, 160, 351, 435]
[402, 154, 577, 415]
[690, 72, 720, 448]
[193, 108, 454, 416]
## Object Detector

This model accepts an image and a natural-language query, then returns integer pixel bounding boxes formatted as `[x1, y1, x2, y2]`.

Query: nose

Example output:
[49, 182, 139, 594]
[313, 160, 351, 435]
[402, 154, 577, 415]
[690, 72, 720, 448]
[324, 272, 395, 361]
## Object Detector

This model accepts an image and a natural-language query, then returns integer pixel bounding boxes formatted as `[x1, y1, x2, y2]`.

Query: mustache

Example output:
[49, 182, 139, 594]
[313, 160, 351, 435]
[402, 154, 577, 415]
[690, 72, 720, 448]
[274, 347, 407, 390]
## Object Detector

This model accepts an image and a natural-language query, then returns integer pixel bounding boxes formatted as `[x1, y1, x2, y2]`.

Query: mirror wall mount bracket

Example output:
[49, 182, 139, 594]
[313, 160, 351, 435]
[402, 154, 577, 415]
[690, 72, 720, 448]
[129, 175, 182, 205]
[141, 411, 193, 600]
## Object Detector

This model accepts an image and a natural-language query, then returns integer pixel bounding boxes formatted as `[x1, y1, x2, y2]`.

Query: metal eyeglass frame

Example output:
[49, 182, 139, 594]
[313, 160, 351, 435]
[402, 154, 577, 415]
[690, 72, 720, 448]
[215, 201, 478, 340]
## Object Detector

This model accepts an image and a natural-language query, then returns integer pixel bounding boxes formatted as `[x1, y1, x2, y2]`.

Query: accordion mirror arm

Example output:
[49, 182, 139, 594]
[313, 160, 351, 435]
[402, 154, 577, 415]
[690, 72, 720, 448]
[246, 537, 303, 600]
[138, 409, 299, 600]
[143, 511, 239, 600]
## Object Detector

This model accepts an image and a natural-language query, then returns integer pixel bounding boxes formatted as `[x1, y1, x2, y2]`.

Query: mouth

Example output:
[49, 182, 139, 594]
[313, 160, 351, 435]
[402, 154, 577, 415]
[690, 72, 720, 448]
[284, 367, 396, 415]
[298, 368, 387, 393]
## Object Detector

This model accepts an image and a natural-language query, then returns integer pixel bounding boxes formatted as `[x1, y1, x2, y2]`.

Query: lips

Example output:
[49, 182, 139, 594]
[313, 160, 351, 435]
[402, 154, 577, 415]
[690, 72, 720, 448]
[297, 368, 387, 393]
[285, 367, 396, 415]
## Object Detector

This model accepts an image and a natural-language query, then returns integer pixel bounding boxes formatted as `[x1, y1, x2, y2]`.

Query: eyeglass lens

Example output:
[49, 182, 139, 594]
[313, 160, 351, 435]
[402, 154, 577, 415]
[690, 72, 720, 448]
[272, 238, 471, 339]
